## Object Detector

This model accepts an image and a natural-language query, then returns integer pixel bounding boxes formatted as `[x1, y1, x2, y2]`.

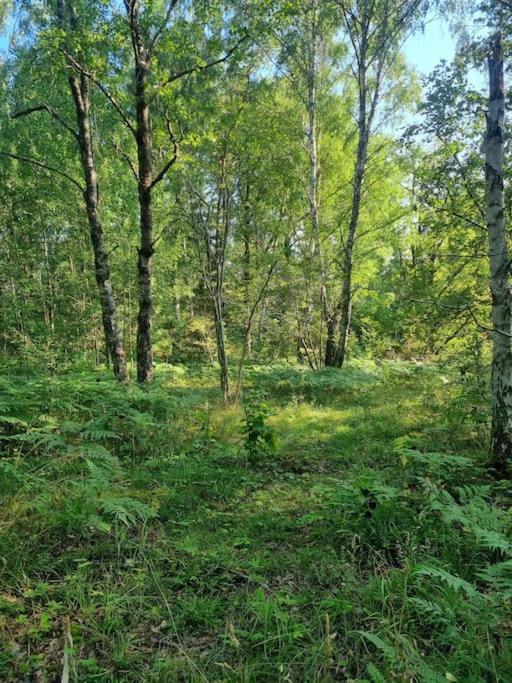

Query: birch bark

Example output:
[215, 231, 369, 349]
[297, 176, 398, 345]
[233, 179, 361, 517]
[486, 33, 512, 475]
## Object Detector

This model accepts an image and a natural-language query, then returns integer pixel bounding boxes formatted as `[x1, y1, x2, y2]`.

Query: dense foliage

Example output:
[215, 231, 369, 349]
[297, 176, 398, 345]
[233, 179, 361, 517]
[1, 0, 512, 681]
[0, 0, 436, 372]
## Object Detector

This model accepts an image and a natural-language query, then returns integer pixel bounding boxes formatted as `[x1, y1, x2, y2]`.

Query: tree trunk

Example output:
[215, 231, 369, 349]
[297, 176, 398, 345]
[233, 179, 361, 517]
[335, 261, 354, 368]
[134, 59, 155, 383]
[486, 32, 512, 476]
[56, 0, 128, 382]
[305, 0, 331, 366]
[325, 310, 340, 367]
[307, 27, 320, 262]
[212, 294, 230, 402]
[67, 63, 128, 382]
[242, 181, 252, 357]
[335, 60, 370, 369]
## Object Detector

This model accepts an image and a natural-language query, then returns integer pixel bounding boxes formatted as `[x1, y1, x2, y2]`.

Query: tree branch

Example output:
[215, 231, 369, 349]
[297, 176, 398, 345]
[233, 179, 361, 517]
[403, 295, 512, 337]
[11, 105, 78, 141]
[148, 0, 180, 56]
[0, 151, 84, 192]
[160, 34, 250, 89]
[150, 115, 182, 188]
[113, 143, 138, 181]
[151, 152, 178, 188]
[234, 250, 279, 402]
[60, 48, 136, 137]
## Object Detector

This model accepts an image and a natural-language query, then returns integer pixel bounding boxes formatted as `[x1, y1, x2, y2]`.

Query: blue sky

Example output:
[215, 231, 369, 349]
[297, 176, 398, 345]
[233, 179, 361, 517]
[403, 16, 457, 75]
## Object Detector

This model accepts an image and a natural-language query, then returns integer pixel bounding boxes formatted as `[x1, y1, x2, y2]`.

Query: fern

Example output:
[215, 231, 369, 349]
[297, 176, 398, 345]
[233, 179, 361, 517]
[82, 444, 123, 480]
[360, 630, 447, 682]
[7, 427, 67, 452]
[413, 564, 482, 600]
[427, 483, 512, 556]
[398, 446, 474, 477]
[81, 420, 121, 442]
[366, 662, 387, 683]
[407, 596, 455, 623]
[472, 527, 512, 555]
[0, 415, 28, 428]
[477, 560, 512, 599]
[99, 495, 156, 527]
[359, 631, 396, 661]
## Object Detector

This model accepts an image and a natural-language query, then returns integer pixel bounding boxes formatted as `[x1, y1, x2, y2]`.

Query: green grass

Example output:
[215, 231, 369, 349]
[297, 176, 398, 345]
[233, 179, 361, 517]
[0, 361, 511, 681]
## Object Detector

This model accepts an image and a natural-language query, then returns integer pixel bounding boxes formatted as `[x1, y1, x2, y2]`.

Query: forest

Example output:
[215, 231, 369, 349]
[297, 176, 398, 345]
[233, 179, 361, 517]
[1, 0, 512, 680]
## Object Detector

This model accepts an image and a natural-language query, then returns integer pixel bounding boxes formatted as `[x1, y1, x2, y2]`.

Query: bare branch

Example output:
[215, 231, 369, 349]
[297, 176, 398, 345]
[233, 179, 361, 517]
[11, 105, 78, 141]
[60, 48, 136, 137]
[150, 114, 182, 188]
[234, 248, 280, 401]
[151, 151, 178, 188]
[114, 143, 138, 182]
[151, 227, 166, 248]
[404, 295, 512, 338]
[0, 151, 84, 192]
[160, 35, 250, 89]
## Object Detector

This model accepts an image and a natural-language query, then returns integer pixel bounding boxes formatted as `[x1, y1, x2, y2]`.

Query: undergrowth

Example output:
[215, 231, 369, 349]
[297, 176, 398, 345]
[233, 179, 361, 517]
[0, 361, 510, 681]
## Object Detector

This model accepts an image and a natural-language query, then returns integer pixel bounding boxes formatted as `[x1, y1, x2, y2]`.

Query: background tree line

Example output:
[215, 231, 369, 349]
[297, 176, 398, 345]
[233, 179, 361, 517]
[2, 1, 512, 463]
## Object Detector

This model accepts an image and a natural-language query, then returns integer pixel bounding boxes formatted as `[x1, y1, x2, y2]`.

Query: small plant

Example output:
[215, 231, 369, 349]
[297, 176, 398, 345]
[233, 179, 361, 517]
[241, 399, 277, 462]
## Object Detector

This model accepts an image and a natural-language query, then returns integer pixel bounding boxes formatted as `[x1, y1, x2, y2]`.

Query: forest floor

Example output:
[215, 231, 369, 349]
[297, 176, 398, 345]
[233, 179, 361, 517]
[0, 360, 511, 682]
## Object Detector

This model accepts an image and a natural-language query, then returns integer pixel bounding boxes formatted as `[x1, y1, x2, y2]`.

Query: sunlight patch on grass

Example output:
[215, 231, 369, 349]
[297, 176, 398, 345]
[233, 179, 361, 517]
[239, 483, 312, 514]
[272, 404, 353, 440]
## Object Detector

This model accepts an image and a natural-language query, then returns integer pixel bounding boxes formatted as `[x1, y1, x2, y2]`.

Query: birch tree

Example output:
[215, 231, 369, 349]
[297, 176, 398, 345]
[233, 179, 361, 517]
[331, 0, 426, 367]
[124, 1, 247, 383]
[485, 32, 512, 475]
[273, 0, 339, 366]
[9, 0, 129, 381]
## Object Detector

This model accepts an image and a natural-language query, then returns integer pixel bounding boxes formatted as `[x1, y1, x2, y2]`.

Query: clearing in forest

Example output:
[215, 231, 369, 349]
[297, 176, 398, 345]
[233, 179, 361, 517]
[0, 361, 510, 682]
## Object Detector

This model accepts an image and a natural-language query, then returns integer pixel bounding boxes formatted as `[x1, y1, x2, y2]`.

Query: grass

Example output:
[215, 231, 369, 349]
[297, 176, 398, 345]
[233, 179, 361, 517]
[0, 360, 511, 681]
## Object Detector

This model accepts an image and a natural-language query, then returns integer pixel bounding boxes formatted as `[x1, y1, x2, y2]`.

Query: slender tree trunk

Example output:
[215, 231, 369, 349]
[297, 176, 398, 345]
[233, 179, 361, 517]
[214, 182, 231, 402]
[486, 33, 512, 476]
[134, 57, 155, 383]
[41, 219, 55, 336]
[192, 159, 232, 401]
[335, 60, 370, 369]
[305, 0, 330, 365]
[307, 30, 321, 261]
[324, 310, 340, 367]
[335, 260, 355, 368]
[61, 1, 128, 383]
[242, 180, 252, 357]
[212, 293, 230, 402]
[234, 258, 278, 401]
[68, 75, 128, 382]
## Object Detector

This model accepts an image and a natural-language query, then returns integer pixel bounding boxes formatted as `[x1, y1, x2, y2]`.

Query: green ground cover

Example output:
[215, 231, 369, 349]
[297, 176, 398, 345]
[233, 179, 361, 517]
[0, 361, 510, 681]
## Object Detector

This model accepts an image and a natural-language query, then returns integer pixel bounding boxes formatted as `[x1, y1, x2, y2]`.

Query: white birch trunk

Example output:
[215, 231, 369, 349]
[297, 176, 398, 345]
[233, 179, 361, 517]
[486, 32, 512, 476]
